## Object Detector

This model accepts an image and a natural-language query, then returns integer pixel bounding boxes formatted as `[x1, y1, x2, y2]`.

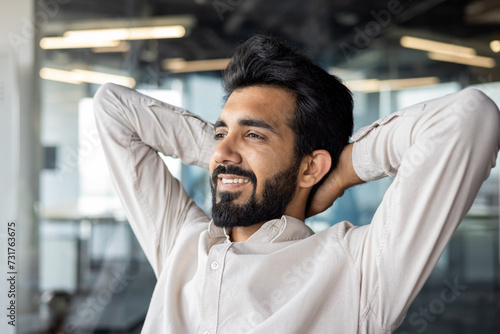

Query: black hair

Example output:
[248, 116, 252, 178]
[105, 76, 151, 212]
[222, 34, 354, 200]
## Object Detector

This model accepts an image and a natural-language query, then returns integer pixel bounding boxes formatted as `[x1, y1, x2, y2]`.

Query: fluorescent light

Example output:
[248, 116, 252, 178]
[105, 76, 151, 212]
[491, 40, 500, 53]
[401, 36, 476, 57]
[63, 25, 186, 42]
[40, 68, 83, 84]
[130, 26, 185, 39]
[92, 42, 131, 53]
[40, 67, 136, 88]
[384, 77, 440, 90]
[162, 58, 231, 73]
[345, 79, 380, 93]
[40, 25, 186, 50]
[428, 52, 496, 68]
[399, 36, 496, 68]
[71, 69, 136, 87]
[40, 37, 121, 49]
[163, 58, 189, 71]
[346, 77, 440, 93]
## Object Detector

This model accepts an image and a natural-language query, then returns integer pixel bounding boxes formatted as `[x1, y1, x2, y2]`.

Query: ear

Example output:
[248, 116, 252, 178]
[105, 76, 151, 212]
[298, 150, 332, 188]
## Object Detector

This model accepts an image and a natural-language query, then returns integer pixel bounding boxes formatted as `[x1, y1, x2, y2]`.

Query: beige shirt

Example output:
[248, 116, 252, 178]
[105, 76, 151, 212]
[94, 83, 499, 334]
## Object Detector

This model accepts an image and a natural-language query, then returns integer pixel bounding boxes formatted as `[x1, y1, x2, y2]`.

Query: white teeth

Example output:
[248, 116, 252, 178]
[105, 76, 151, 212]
[222, 178, 249, 184]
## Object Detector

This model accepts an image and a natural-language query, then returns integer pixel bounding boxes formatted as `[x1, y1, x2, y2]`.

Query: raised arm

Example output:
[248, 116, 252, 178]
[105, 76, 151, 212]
[316, 88, 500, 330]
[93, 83, 215, 276]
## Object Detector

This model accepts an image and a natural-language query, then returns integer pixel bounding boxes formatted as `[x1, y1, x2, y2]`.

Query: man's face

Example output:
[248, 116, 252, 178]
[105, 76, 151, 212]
[209, 85, 300, 228]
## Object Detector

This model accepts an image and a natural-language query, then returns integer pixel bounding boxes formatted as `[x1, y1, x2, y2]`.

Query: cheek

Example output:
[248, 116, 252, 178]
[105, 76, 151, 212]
[251, 165, 275, 192]
[252, 151, 295, 190]
[255, 153, 288, 171]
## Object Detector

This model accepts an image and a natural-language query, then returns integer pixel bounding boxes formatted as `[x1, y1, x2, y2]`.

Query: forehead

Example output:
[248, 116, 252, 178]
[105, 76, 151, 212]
[218, 86, 296, 128]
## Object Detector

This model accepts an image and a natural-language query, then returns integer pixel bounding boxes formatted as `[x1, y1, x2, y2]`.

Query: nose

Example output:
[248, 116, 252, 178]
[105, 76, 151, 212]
[212, 133, 242, 165]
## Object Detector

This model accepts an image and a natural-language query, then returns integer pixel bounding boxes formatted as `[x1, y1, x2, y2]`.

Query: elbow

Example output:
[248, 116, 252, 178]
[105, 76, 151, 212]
[93, 83, 122, 109]
[92, 82, 129, 119]
[453, 88, 500, 186]
[452, 88, 500, 153]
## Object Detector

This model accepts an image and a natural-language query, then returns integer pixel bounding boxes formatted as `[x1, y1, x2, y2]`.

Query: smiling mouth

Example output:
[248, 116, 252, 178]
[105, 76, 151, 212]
[216, 175, 252, 191]
[221, 178, 250, 184]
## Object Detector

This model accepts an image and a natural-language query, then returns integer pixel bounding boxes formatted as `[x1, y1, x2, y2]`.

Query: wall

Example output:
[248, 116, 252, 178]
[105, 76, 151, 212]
[0, 0, 40, 332]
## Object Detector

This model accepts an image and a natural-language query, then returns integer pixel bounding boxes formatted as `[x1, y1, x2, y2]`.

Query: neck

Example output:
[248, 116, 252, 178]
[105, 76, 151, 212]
[229, 210, 306, 243]
[227, 191, 310, 242]
[229, 223, 266, 242]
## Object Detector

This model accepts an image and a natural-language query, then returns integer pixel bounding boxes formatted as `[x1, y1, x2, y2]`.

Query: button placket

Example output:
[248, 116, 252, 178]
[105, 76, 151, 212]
[199, 243, 232, 334]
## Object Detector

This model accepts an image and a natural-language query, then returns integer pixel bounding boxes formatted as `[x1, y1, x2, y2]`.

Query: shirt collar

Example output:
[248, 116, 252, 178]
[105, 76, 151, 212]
[207, 220, 231, 241]
[208, 215, 314, 243]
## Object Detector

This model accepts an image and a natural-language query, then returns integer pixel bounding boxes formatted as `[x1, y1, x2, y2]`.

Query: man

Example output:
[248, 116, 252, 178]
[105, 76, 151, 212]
[93, 35, 500, 333]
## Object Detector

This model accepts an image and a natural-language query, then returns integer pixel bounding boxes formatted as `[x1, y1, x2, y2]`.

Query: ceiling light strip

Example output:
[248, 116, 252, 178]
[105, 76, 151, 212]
[162, 58, 231, 73]
[400, 36, 476, 57]
[63, 25, 186, 42]
[39, 67, 136, 87]
[39, 68, 83, 84]
[428, 52, 496, 68]
[490, 40, 500, 53]
[91, 42, 131, 53]
[346, 77, 440, 93]
[40, 37, 121, 49]
[40, 25, 186, 50]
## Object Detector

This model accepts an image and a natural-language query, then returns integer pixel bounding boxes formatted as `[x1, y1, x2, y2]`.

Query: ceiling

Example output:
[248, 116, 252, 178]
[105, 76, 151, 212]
[40, 0, 500, 86]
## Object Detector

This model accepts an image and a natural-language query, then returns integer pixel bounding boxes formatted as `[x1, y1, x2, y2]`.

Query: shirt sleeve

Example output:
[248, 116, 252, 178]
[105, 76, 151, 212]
[344, 88, 500, 331]
[93, 83, 216, 277]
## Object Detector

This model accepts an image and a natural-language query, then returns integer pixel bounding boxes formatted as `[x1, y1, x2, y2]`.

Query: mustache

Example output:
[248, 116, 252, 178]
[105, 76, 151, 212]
[211, 165, 257, 185]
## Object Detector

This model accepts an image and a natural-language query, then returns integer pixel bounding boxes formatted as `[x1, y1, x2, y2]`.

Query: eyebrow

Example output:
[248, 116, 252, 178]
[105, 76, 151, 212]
[214, 118, 277, 134]
[214, 119, 227, 129]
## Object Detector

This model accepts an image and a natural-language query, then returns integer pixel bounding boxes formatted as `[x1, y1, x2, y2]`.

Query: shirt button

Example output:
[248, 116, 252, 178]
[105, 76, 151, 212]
[211, 261, 219, 270]
[203, 331, 211, 334]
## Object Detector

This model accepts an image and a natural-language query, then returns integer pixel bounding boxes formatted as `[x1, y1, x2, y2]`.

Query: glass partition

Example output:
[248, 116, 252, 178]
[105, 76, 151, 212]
[30, 0, 500, 333]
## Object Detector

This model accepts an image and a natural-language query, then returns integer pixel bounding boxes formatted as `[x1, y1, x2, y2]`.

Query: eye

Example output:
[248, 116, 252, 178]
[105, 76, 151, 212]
[248, 132, 264, 140]
[214, 132, 226, 140]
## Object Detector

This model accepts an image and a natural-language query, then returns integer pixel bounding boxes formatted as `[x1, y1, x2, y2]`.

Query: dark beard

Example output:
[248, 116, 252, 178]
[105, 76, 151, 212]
[210, 160, 300, 229]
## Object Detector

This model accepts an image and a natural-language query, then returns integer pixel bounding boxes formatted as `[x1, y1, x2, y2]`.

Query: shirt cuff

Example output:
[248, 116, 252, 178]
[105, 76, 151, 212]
[352, 139, 372, 182]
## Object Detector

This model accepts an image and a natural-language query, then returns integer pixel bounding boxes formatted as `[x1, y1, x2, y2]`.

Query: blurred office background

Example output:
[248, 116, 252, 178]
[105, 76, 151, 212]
[0, 0, 499, 333]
